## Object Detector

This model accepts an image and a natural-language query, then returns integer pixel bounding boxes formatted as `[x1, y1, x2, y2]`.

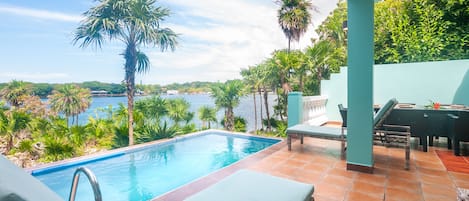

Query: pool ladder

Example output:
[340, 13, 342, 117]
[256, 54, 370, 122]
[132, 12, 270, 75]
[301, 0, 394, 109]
[68, 167, 103, 201]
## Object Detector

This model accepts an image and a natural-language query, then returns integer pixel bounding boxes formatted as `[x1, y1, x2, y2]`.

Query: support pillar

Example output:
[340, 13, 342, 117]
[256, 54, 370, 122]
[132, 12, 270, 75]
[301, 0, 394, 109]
[346, 0, 375, 173]
[287, 92, 303, 127]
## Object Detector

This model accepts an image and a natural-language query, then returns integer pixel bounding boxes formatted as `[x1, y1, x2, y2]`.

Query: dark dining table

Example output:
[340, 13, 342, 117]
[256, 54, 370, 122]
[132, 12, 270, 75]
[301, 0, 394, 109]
[383, 104, 469, 155]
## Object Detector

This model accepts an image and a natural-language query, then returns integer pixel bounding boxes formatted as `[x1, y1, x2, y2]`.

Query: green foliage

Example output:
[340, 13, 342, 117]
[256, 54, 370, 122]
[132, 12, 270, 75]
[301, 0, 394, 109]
[221, 116, 247, 133]
[48, 84, 91, 126]
[374, 0, 469, 63]
[31, 83, 54, 98]
[43, 139, 75, 162]
[86, 117, 114, 148]
[198, 105, 217, 129]
[0, 110, 31, 152]
[18, 139, 34, 153]
[164, 81, 214, 94]
[180, 123, 196, 134]
[80, 81, 126, 94]
[136, 122, 176, 143]
[211, 80, 247, 131]
[234, 117, 247, 133]
[167, 98, 192, 126]
[262, 118, 287, 137]
[112, 125, 130, 149]
[276, 121, 288, 137]
[0, 80, 31, 107]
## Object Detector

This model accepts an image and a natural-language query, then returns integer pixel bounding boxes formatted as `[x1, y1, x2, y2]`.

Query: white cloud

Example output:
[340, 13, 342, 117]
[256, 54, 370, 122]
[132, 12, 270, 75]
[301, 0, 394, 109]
[0, 5, 82, 22]
[141, 0, 339, 84]
[0, 0, 339, 85]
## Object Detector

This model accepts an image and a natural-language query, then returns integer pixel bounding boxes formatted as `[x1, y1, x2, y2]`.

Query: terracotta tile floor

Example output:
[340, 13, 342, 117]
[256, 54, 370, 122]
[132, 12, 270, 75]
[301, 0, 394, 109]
[155, 136, 469, 201]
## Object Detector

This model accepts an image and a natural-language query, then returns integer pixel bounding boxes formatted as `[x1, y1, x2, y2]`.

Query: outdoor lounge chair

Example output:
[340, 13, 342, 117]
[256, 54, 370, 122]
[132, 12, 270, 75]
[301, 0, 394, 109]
[0, 155, 63, 201]
[184, 169, 314, 201]
[287, 98, 411, 170]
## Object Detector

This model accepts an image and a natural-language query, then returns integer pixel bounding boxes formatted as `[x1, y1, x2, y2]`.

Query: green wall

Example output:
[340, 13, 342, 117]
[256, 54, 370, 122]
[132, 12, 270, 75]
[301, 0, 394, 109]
[322, 59, 469, 121]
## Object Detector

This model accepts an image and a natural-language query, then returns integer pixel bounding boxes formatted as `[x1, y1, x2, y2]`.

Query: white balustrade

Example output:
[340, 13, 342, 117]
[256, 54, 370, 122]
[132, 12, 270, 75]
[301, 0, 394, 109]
[301, 95, 328, 126]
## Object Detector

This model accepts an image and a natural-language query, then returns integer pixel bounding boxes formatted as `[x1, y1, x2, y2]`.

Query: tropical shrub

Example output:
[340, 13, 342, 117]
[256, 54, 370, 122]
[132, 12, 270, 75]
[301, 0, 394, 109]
[136, 122, 176, 143]
[43, 139, 75, 162]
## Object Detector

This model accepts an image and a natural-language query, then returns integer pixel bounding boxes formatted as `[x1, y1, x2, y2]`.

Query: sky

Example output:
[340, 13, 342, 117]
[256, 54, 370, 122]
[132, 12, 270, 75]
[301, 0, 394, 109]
[0, 0, 339, 85]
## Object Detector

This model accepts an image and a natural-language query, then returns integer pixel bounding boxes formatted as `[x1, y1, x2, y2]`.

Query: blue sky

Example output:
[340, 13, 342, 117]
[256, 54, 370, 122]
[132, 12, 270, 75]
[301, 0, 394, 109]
[0, 0, 338, 85]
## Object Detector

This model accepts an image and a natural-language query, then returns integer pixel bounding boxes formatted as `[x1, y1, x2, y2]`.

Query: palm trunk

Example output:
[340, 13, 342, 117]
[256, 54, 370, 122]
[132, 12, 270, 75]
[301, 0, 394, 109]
[276, 89, 284, 121]
[6, 135, 13, 152]
[258, 87, 264, 131]
[252, 92, 258, 133]
[299, 73, 304, 92]
[224, 108, 234, 131]
[228, 107, 234, 131]
[263, 87, 271, 131]
[317, 67, 323, 95]
[125, 42, 138, 146]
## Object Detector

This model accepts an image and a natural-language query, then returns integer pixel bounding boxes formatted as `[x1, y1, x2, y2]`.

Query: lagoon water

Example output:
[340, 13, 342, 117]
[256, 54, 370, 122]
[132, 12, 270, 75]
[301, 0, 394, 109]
[75, 94, 275, 132]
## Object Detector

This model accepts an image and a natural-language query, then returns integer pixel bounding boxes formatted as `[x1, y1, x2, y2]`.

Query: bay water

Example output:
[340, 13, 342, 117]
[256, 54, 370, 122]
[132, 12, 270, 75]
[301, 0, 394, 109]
[75, 94, 276, 132]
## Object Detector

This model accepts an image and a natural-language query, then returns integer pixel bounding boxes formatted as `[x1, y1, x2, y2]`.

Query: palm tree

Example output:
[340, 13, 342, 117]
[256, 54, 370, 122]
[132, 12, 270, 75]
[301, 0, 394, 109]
[167, 98, 191, 127]
[48, 84, 91, 126]
[305, 40, 334, 92]
[198, 106, 217, 129]
[240, 67, 258, 132]
[0, 80, 30, 107]
[0, 110, 31, 152]
[277, 0, 317, 51]
[258, 61, 277, 131]
[135, 96, 168, 124]
[210, 80, 247, 131]
[73, 0, 178, 145]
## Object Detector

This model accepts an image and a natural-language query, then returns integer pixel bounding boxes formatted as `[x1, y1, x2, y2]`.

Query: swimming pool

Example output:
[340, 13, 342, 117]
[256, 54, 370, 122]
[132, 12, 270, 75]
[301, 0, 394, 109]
[32, 131, 280, 201]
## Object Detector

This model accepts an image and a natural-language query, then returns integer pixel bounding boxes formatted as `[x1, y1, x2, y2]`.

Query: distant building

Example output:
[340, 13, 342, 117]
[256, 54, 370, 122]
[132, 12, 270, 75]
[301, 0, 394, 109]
[166, 90, 179, 95]
[90, 90, 108, 96]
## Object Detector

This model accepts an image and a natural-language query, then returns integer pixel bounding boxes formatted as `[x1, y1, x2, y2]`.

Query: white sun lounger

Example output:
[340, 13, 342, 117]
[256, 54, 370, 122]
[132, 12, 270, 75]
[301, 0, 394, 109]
[184, 169, 314, 201]
[0, 155, 63, 201]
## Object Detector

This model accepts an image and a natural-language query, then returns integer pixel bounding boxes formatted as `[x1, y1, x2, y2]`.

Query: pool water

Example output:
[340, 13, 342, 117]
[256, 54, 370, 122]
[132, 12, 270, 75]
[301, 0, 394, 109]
[33, 132, 279, 201]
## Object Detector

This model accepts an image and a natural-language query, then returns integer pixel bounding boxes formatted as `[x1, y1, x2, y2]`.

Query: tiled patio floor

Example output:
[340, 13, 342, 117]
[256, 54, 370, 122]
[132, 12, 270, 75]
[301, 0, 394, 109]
[155, 136, 469, 201]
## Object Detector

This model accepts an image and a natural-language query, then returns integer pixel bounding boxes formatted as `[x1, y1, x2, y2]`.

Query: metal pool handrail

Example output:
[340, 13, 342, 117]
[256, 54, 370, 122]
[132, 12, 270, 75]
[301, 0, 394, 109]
[68, 167, 103, 201]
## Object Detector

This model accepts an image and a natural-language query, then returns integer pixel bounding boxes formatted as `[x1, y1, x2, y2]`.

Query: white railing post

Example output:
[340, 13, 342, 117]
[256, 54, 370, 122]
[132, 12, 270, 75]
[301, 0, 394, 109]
[301, 95, 328, 126]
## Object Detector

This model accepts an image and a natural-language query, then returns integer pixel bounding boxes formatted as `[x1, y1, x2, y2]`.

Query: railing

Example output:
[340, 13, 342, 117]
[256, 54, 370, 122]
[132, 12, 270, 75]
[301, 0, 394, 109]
[301, 95, 328, 126]
[68, 167, 103, 201]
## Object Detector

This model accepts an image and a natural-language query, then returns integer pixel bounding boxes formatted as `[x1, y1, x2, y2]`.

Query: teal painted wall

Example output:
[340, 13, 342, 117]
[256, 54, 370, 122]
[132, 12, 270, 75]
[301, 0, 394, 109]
[322, 59, 469, 121]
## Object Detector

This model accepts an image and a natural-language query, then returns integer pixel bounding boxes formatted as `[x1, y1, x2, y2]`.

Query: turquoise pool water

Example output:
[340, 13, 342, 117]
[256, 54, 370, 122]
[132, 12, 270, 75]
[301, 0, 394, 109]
[32, 132, 279, 201]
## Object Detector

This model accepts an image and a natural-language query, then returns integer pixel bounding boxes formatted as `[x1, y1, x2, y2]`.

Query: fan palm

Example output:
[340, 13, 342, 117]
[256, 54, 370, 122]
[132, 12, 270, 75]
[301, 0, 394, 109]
[277, 0, 316, 51]
[73, 0, 178, 145]
[210, 80, 247, 131]
[198, 105, 217, 129]
[48, 84, 91, 126]
[0, 80, 31, 107]
[167, 98, 191, 127]
[0, 110, 31, 152]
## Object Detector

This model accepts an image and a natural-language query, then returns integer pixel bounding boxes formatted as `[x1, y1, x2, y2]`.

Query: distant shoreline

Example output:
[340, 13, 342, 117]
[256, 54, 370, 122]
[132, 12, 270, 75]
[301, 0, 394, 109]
[91, 94, 126, 97]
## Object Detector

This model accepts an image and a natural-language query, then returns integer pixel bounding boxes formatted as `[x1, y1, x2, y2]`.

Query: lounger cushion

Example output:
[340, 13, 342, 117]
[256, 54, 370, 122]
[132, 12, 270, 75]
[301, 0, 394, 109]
[374, 98, 398, 127]
[287, 124, 345, 139]
[0, 155, 63, 201]
[184, 170, 314, 201]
